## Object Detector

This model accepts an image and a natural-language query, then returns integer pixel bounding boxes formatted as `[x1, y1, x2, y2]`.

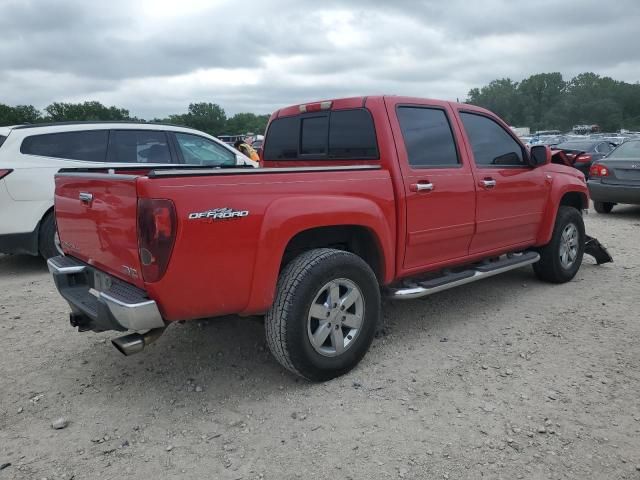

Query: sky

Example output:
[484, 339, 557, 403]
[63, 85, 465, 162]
[1, 0, 640, 119]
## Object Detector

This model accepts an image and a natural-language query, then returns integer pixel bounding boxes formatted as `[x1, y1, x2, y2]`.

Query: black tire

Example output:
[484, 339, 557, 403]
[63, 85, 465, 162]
[265, 248, 380, 381]
[593, 201, 614, 214]
[533, 206, 585, 284]
[38, 212, 59, 259]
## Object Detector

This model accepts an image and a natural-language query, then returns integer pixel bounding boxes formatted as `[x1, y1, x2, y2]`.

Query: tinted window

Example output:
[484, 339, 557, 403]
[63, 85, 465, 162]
[460, 112, 525, 167]
[608, 140, 640, 160]
[329, 110, 378, 158]
[0, 135, 6, 148]
[263, 117, 299, 160]
[175, 133, 235, 166]
[397, 107, 459, 167]
[263, 109, 378, 161]
[111, 130, 171, 164]
[21, 130, 108, 162]
[300, 116, 328, 155]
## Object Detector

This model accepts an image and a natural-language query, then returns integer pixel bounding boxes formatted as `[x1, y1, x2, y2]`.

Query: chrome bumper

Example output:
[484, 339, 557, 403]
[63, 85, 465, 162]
[48, 255, 165, 332]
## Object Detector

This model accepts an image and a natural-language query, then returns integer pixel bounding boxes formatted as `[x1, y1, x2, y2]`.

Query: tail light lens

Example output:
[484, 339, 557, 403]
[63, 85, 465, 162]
[137, 198, 177, 283]
[589, 164, 609, 177]
[0, 169, 13, 180]
[574, 154, 592, 163]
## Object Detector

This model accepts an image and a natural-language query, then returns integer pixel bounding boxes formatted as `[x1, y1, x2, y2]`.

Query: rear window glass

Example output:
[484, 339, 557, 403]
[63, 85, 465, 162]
[608, 140, 640, 159]
[300, 116, 328, 155]
[0, 135, 6, 148]
[397, 107, 459, 167]
[111, 130, 172, 164]
[263, 108, 378, 160]
[556, 142, 597, 151]
[21, 130, 108, 162]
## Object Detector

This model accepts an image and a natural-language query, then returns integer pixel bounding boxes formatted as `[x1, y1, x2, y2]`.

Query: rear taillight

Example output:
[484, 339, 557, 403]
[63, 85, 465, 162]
[589, 164, 609, 177]
[574, 154, 592, 163]
[0, 169, 13, 180]
[137, 198, 177, 283]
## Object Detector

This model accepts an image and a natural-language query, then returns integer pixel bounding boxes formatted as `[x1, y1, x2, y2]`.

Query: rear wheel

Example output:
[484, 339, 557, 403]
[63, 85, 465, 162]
[265, 248, 380, 381]
[533, 206, 585, 283]
[593, 201, 614, 214]
[38, 212, 61, 259]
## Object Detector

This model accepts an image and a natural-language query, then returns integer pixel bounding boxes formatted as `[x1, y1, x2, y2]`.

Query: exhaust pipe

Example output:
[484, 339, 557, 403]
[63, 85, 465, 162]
[112, 328, 165, 356]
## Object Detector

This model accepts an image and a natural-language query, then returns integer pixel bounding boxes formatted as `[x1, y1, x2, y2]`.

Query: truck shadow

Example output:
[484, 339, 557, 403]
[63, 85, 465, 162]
[0, 254, 48, 277]
[49, 260, 610, 411]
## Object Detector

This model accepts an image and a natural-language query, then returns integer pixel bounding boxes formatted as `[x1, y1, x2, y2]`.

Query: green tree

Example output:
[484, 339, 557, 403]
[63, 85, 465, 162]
[180, 102, 227, 136]
[466, 78, 522, 125]
[225, 112, 270, 135]
[0, 104, 42, 126]
[44, 101, 130, 122]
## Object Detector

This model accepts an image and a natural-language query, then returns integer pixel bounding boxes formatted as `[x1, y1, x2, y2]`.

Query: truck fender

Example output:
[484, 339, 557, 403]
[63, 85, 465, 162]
[240, 195, 395, 315]
[535, 181, 588, 246]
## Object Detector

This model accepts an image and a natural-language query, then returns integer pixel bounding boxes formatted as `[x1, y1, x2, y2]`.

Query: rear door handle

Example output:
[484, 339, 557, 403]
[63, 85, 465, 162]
[480, 179, 497, 189]
[410, 182, 434, 192]
[79, 192, 93, 203]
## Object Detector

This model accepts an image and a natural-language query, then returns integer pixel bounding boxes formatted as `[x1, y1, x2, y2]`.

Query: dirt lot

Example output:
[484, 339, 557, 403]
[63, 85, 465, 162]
[1, 206, 639, 480]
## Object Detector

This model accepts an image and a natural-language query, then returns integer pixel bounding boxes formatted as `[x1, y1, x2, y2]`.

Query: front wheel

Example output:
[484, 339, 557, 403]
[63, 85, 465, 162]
[593, 201, 614, 214]
[533, 206, 585, 283]
[265, 248, 380, 381]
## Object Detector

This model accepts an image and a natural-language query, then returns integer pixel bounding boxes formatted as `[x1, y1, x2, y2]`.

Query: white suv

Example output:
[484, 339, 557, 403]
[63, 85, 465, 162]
[0, 122, 257, 259]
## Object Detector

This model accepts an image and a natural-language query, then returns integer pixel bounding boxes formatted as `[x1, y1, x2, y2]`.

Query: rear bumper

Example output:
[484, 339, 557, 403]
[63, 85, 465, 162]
[588, 181, 640, 205]
[48, 255, 165, 333]
[0, 229, 39, 256]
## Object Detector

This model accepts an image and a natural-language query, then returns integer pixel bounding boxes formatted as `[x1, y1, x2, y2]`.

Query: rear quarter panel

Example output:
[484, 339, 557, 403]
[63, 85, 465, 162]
[138, 169, 396, 321]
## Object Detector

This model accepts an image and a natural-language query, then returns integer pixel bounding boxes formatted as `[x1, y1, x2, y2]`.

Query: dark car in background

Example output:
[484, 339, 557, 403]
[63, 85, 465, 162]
[588, 139, 640, 213]
[554, 140, 616, 177]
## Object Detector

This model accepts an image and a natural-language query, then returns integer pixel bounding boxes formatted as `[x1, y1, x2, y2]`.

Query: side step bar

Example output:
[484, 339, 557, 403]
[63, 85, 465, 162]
[389, 251, 540, 300]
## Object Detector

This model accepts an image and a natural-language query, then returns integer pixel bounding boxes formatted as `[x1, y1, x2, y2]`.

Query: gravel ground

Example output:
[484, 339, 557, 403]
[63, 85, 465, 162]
[1, 205, 639, 480]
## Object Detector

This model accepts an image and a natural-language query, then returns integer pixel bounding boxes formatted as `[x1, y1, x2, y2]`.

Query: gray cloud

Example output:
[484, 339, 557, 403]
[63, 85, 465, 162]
[1, 0, 639, 118]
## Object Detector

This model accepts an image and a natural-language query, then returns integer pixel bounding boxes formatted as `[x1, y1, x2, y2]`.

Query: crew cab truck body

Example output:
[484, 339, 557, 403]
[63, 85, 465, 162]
[50, 96, 593, 381]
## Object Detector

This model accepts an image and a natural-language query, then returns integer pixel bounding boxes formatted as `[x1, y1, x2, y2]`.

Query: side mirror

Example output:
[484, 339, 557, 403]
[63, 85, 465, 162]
[529, 145, 551, 167]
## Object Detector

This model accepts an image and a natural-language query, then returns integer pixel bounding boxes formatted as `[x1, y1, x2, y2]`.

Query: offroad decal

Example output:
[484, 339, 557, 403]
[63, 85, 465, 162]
[188, 207, 249, 220]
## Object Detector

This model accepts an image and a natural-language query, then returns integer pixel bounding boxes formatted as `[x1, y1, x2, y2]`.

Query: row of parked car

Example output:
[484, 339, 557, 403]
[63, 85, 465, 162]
[1, 117, 639, 261]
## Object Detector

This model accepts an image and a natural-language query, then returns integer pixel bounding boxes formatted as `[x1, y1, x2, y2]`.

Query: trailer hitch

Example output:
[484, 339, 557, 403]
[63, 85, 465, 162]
[584, 235, 613, 265]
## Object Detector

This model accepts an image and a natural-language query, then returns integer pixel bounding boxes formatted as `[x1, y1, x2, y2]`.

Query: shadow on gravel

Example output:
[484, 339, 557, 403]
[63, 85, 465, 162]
[0, 254, 48, 277]
[46, 264, 603, 403]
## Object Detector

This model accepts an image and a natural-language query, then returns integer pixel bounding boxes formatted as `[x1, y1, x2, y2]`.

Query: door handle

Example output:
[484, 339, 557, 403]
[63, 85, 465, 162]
[480, 179, 497, 189]
[79, 192, 93, 203]
[410, 182, 434, 192]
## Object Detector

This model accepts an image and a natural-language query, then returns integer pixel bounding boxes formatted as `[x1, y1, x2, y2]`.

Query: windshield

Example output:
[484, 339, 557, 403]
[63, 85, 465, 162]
[608, 140, 640, 160]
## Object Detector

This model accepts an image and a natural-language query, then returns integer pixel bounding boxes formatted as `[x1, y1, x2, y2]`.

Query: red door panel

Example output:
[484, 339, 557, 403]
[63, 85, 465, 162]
[385, 98, 476, 273]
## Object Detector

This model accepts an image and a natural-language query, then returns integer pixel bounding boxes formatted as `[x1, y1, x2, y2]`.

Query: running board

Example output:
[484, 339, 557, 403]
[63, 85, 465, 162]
[389, 251, 540, 300]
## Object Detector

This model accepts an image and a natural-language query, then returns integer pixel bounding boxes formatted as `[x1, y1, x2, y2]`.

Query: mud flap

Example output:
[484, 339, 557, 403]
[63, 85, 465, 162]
[584, 235, 613, 265]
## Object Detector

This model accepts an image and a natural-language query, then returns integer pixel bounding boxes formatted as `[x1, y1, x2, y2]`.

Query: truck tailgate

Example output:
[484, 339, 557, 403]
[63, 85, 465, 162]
[55, 173, 144, 288]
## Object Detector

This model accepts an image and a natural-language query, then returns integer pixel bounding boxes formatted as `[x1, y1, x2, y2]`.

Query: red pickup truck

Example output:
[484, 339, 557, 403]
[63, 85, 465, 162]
[49, 96, 597, 381]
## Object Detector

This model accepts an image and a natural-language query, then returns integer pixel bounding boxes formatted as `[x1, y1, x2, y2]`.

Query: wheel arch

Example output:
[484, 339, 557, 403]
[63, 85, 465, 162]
[240, 195, 395, 316]
[536, 186, 588, 246]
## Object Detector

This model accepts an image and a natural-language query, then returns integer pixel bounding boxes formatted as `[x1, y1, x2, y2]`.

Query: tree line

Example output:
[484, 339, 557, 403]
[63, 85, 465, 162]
[0, 101, 270, 137]
[466, 72, 640, 133]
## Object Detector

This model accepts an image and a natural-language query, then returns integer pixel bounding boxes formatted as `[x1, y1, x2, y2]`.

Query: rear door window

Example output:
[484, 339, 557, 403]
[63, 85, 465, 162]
[0, 135, 6, 148]
[20, 130, 109, 162]
[110, 130, 172, 164]
[174, 133, 236, 166]
[396, 107, 459, 167]
[460, 112, 526, 167]
[263, 108, 378, 160]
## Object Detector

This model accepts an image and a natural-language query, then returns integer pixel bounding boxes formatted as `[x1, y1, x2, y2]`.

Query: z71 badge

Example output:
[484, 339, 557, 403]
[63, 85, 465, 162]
[188, 207, 249, 220]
